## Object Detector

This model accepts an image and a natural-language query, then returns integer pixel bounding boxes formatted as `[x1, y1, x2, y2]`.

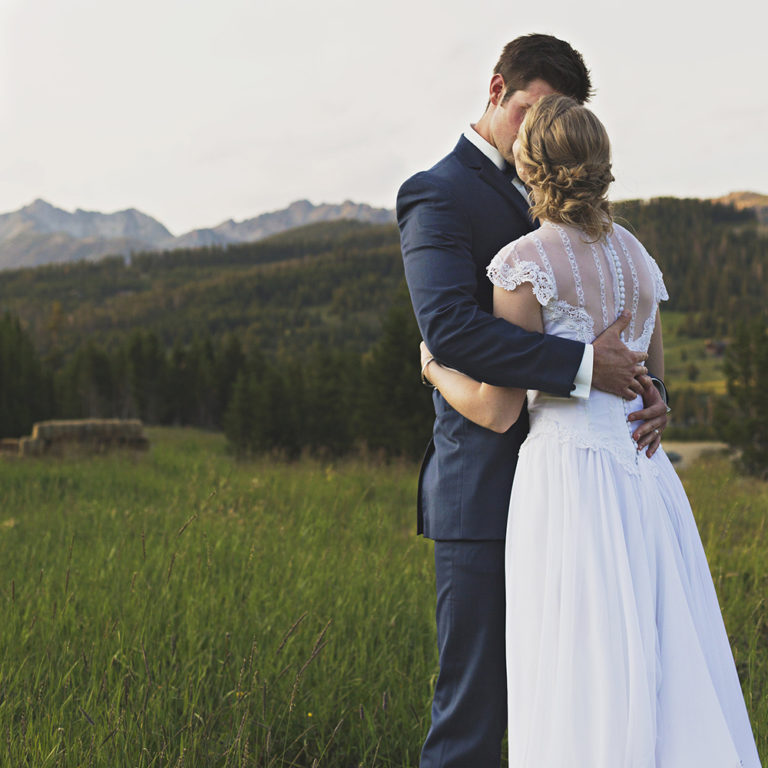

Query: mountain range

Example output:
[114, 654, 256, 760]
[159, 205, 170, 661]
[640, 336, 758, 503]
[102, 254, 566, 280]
[0, 198, 395, 270]
[0, 192, 764, 272]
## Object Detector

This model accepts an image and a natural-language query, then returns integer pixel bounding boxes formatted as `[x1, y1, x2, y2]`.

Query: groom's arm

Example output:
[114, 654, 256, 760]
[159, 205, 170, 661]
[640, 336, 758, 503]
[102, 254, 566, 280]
[398, 172, 584, 396]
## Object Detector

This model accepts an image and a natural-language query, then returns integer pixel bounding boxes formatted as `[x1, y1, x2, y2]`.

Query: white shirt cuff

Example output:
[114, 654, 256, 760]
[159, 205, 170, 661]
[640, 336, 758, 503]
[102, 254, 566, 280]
[571, 344, 593, 399]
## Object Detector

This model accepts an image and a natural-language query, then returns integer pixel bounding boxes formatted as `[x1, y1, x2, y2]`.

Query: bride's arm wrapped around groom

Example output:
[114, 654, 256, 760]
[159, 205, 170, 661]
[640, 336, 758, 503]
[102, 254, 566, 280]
[398, 169, 586, 396]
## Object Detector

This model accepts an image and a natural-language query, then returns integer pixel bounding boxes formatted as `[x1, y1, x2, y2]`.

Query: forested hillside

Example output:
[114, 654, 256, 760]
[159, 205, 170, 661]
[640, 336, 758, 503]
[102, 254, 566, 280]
[0, 198, 765, 450]
[0, 220, 401, 358]
[615, 199, 765, 336]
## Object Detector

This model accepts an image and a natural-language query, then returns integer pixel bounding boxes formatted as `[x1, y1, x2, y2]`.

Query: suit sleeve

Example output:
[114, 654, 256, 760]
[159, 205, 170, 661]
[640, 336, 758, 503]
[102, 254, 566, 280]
[397, 172, 584, 395]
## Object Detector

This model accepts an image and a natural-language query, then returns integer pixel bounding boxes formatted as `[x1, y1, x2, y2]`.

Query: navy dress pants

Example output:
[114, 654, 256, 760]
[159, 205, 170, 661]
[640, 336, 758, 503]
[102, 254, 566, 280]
[420, 540, 507, 768]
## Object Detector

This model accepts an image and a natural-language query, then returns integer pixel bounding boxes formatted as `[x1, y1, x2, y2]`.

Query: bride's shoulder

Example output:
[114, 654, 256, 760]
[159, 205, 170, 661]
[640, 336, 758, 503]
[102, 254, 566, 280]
[491, 230, 531, 261]
[610, 223, 667, 297]
[509, 228, 550, 257]
[611, 223, 661, 263]
[610, 222, 644, 249]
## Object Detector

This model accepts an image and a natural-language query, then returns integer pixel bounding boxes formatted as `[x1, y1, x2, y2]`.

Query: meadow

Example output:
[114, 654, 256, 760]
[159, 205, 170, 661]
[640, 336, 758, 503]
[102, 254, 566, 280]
[0, 429, 766, 766]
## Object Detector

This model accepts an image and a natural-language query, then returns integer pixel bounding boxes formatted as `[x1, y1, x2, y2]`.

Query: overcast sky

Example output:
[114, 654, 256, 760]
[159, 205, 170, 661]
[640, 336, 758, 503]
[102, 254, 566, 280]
[0, 0, 765, 235]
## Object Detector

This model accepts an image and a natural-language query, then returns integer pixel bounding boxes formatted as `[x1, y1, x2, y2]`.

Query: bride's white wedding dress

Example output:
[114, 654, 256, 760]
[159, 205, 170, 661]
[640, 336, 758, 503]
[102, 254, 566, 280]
[487, 221, 761, 767]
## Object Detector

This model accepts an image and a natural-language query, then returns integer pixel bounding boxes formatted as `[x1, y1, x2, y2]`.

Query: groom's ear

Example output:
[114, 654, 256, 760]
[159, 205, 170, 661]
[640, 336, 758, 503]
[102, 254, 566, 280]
[489, 74, 506, 106]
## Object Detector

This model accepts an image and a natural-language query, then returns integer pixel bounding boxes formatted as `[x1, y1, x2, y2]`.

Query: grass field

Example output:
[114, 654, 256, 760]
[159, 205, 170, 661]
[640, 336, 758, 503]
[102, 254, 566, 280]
[0, 429, 766, 766]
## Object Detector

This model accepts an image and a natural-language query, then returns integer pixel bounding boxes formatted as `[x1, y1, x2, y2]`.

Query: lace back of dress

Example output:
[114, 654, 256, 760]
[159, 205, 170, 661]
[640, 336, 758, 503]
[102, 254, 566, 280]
[507, 222, 668, 353]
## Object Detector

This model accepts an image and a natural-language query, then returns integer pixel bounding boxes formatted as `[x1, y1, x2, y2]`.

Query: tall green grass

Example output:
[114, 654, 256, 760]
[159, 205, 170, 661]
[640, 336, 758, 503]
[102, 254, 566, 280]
[1, 429, 434, 766]
[0, 431, 765, 766]
[680, 453, 768, 741]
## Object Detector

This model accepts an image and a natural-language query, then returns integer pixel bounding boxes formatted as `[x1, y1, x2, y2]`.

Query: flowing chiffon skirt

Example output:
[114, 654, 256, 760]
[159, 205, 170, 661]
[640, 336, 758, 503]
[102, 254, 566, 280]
[505, 393, 761, 768]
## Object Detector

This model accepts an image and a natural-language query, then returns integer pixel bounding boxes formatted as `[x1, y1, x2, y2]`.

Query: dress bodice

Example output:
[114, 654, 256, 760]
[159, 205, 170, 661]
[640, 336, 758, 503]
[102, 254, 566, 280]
[487, 220, 669, 475]
[487, 221, 668, 351]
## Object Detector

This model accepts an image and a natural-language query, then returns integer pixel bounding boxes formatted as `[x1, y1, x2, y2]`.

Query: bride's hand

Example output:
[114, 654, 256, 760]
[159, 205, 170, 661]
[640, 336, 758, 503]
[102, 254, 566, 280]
[628, 375, 667, 457]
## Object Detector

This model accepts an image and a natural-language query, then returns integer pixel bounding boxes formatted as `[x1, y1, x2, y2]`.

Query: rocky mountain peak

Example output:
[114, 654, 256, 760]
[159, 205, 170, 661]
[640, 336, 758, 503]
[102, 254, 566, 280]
[0, 197, 396, 270]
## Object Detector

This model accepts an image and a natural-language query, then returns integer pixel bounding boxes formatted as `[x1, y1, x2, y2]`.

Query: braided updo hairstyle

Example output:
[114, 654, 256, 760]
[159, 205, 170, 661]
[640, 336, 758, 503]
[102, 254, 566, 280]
[516, 94, 614, 241]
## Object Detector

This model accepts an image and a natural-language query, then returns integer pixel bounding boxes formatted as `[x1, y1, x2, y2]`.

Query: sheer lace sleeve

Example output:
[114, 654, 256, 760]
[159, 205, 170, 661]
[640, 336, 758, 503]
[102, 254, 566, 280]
[642, 247, 669, 302]
[486, 241, 556, 307]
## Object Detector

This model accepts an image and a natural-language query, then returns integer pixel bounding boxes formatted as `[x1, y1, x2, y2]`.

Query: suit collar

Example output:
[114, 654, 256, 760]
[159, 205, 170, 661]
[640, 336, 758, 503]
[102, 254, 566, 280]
[453, 136, 533, 224]
[462, 126, 505, 169]
[453, 134, 486, 169]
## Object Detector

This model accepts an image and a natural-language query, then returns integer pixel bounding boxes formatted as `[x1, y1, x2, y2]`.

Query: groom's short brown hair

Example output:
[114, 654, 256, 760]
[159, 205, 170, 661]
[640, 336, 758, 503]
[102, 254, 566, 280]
[494, 34, 593, 105]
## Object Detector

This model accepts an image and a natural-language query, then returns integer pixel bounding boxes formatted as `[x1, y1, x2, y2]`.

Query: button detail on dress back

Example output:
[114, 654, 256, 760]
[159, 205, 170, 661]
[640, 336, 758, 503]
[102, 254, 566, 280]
[606, 238, 626, 340]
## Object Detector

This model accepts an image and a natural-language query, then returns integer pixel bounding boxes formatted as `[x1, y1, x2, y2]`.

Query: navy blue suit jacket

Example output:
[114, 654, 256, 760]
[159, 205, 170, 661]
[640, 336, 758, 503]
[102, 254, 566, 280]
[397, 135, 585, 540]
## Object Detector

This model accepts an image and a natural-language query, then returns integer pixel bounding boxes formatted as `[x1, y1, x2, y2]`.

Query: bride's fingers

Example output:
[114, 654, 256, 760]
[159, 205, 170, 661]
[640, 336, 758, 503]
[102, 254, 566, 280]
[644, 429, 662, 457]
[628, 401, 668, 423]
[633, 421, 663, 451]
[632, 416, 660, 441]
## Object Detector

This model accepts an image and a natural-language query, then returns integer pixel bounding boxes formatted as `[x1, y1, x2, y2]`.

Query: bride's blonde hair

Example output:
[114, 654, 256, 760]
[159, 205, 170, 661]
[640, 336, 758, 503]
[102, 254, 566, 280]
[516, 94, 614, 240]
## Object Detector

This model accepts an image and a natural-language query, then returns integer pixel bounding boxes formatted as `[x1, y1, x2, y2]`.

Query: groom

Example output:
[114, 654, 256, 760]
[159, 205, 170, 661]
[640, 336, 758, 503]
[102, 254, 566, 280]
[397, 34, 668, 767]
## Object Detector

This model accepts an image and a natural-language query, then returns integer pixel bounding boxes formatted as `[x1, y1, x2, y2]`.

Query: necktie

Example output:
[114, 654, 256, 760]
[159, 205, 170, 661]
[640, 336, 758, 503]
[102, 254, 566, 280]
[501, 162, 517, 180]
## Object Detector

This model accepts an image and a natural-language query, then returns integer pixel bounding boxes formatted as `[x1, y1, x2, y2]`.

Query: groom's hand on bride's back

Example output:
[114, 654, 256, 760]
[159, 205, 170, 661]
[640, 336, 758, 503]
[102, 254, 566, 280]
[592, 311, 647, 400]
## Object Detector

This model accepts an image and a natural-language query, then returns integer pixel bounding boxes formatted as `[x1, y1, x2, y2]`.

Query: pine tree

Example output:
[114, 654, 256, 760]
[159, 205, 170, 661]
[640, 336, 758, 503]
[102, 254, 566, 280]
[223, 351, 302, 459]
[126, 331, 167, 423]
[300, 345, 358, 455]
[717, 319, 768, 478]
[223, 371, 260, 456]
[359, 283, 434, 459]
[0, 313, 53, 437]
[260, 357, 302, 458]
[55, 342, 117, 419]
[215, 334, 247, 427]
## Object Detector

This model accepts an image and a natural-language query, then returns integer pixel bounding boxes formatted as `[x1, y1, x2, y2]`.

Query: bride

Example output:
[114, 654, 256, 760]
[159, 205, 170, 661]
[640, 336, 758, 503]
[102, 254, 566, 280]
[420, 94, 761, 767]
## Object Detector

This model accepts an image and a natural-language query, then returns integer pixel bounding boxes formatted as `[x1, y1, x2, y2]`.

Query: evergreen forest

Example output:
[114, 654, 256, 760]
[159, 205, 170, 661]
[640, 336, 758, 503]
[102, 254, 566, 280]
[0, 198, 766, 465]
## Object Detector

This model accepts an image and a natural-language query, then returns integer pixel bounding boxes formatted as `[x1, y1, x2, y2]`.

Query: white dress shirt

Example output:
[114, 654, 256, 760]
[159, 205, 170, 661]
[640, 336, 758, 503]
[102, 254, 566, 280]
[462, 125, 593, 398]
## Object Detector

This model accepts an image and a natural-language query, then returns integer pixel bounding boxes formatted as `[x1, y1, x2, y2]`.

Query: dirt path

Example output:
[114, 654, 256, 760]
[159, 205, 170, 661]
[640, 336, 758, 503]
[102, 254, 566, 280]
[662, 441, 728, 470]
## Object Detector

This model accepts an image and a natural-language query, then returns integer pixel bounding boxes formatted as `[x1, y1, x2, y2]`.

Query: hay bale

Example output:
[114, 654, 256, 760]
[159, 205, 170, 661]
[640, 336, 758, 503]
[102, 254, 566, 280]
[26, 419, 149, 455]
[19, 437, 44, 457]
[0, 438, 19, 455]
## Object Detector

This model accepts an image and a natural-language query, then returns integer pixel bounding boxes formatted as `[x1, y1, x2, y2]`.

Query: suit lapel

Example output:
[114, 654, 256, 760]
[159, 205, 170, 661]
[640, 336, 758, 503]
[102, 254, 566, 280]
[453, 136, 533, 225]
[478, 164, 534, 225]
